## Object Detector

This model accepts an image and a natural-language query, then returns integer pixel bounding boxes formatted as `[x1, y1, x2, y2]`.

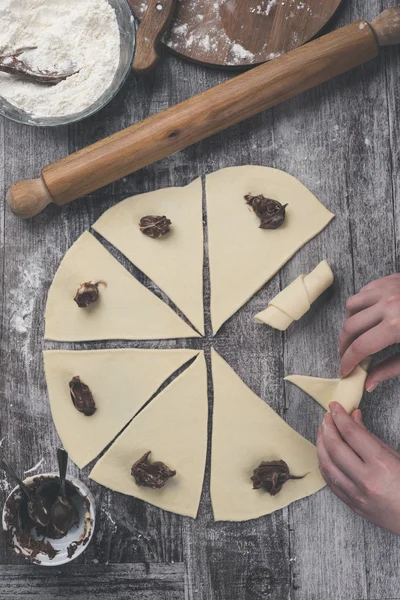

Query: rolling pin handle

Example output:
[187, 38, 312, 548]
[371, 7, 400, 46]
[7, 177, 53, 219]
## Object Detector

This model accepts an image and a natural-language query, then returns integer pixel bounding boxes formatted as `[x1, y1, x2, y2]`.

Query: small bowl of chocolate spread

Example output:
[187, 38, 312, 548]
[2, 473, 95, 566]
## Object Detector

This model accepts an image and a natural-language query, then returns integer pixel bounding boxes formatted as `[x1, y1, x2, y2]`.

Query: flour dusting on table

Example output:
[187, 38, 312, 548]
[101, 507, 118, 532]
[0, 0, 121, 118]
[9, 249, 51, 393]
[24, 458, 45, 474]
[10, 261, 45, 338]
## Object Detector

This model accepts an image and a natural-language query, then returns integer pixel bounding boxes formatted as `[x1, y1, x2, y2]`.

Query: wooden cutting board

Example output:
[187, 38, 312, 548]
[128, 0, 344, 67]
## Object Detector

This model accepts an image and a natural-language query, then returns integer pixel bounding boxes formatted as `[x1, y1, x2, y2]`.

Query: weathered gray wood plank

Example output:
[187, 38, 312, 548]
[0, 121, 70, 565]
[1, 1, 400, 597]
[0, 563, 185, 599]
[182, 88, 293, 599]
[359, 2, 400, 598]
[272, 0, 399, 597]
[0, 113, 4, 470]
[75, 58, 211, 567]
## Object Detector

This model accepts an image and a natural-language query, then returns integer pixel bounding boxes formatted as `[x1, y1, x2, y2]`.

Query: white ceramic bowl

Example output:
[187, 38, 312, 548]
[2, 473, 96, 566]
[0, 0, 136, 127]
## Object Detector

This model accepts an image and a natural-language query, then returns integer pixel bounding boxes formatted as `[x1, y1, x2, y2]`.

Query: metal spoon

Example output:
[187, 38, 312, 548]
[0, 456, 51, 528]
[0, 47, 79, 85]
[51, 449, 77, 537]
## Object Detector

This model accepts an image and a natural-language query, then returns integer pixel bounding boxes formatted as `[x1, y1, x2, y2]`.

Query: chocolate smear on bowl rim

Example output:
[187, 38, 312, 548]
[251, 460, 306, 496]
[67, 541, 79, 559]
[4, 491, 58, 565]
[245, 194, 288, 230]
[69, 376, 96, 416]
[74, 280, 107, 308]
[131, 451, 176, 489]
[0, 456, 51, 530]
[3, 476, 89, 564]
[139, 215, 172, 238]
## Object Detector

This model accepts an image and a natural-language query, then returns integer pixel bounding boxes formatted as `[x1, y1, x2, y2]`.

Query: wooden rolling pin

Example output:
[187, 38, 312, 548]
[8, 7, 400, 218]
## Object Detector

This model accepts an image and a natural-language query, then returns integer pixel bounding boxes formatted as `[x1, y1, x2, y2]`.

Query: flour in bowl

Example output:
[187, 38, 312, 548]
[0, 0, 121, 119]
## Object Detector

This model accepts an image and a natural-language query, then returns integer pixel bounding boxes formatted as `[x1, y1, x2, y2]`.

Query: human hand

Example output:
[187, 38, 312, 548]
[317, 401, 400, 535]
[339, 275, 400, 389]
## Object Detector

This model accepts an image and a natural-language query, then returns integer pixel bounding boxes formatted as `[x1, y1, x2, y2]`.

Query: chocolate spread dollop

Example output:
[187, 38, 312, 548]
[69, 376, 96, 416]
[245, 194, 288, 229]
[74, 280, 107, 308]
[139, 216, 172, 238]
[251, 460, 306, 496]
[131, 451, 176, 489]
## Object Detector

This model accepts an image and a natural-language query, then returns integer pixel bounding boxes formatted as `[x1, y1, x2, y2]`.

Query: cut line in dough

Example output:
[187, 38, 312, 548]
[210, 350, 325, 521]
[285, 359, 370, 413]
[90, 352, 208, 518]
[255, 261, 334, 331]
[43, 348, 200, 469]
[92, 177, 204, 335]
[45, 232, 199, 341]
[206, 166, 334, 333]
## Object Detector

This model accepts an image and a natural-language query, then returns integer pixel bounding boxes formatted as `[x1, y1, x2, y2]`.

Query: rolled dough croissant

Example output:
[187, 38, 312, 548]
[254, 261, 334, 331]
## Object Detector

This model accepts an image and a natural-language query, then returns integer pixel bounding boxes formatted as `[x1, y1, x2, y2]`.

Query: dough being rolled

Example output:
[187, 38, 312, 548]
[285, 358, 370, 414]
[254, 261, 334, 331]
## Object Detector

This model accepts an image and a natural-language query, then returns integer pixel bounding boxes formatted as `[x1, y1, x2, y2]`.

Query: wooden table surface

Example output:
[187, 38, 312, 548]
[1, 1, 400, 598]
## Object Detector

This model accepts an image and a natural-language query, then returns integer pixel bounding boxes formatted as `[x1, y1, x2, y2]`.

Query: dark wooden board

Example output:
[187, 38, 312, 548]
[1, 0, 400, 598]
[0, 563, 185, 599]
[129, 0, 344, 67]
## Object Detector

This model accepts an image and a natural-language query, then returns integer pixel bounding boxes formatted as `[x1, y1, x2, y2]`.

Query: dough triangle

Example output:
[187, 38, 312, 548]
[284, 376, 339, 409]
[90, 352, 208, 518]
[206, 166, 334, 333]
[92, 178, 204, 335]
[285, 359, 370, 413]
[210, 350, 325, 521]
[45, 232, 199, 341]
[43, 348, 200, 469]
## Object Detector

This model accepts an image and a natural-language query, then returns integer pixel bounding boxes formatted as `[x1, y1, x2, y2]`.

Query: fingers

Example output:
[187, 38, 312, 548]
[317, 429, 360, 498]
[321, 413, 366, 484]
[365, 353, 400, 392]
[345, 290, 380, 317]
[329, 402, 382, 462]
[359, 281, 382, 293]
[339, 305, 382, 358]
[340, 322, 397, 378]
[359, 274, 400, 294]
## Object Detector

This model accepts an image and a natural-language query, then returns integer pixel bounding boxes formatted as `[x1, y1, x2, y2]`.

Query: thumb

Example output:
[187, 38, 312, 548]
[365, 353, 400, 392]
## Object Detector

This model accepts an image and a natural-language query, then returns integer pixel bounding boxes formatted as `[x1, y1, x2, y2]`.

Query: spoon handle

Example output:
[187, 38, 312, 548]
[57, 448, 69, 496]
[0, 47, 78, 84]
[0, 457, 31, 499]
